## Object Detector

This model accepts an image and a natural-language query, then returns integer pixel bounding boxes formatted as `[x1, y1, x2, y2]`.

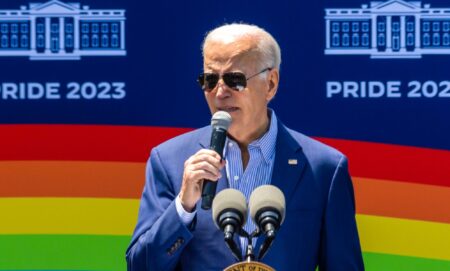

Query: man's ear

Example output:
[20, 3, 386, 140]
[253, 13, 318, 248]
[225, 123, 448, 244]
[266, 69, 279, 102]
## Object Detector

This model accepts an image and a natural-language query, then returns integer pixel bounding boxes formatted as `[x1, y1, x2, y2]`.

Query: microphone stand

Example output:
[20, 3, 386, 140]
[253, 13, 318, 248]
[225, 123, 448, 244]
[224, 227, 259, 262]
[244, 226, 277, 262]
[223, 224, 243, 262]
[224, 226, 277, 263]
[257, 225, 276, 261]
[222, 228, 277, 271]
[242, 229, 256, 262]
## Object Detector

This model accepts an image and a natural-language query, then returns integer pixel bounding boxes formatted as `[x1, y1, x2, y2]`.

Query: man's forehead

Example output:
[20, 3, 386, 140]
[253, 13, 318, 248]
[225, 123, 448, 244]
[203, 38, 260, 70]
[204, 53, 259, 72]
[204, 36, 259, 57]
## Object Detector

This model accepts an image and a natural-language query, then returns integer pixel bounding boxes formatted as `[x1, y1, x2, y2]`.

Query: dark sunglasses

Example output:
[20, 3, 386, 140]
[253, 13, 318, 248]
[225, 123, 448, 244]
[197, 68, 272, 92]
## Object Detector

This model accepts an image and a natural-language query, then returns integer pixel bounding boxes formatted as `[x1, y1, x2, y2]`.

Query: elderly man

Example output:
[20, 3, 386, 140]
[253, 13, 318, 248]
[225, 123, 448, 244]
[126, 23, 364, 271]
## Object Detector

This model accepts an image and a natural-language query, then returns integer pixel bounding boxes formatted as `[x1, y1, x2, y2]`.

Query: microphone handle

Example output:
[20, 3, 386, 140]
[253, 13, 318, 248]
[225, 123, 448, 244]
[201, 127, 227, 210]
[201, 180, 217, 210]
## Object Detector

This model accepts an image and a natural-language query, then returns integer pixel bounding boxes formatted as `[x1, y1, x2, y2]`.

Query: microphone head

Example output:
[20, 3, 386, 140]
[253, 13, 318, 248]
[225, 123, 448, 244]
[211, 111, 232, 131]
[212, 188, 247, 230]
[249, 185, 286, 227]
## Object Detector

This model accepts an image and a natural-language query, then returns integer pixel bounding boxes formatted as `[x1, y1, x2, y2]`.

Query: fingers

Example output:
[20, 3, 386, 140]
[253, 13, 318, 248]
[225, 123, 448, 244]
[179, 149, 226, 211]
[187, 161, 222, 180]
[184, 149, 224, 180]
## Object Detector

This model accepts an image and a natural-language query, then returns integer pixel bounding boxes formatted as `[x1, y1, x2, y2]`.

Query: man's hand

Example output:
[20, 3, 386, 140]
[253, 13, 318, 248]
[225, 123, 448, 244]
[179, 149, 225, 212]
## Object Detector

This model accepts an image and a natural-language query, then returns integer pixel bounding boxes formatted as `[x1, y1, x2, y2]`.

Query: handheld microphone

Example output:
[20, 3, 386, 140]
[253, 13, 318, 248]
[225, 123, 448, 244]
[212, 188, 247, 261]
[249, 185, 286, 260]
[201, 111, 232, 210]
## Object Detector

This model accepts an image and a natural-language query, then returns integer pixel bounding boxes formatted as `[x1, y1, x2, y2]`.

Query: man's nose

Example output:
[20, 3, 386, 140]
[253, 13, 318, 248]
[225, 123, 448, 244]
[215, 79, 230, 99]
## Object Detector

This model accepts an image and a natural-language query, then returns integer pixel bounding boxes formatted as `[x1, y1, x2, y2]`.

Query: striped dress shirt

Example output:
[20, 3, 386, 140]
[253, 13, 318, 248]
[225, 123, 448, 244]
[224, 109, 278, 256]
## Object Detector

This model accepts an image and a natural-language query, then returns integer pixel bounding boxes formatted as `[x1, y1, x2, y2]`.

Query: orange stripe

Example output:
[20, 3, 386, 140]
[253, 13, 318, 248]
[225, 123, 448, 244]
[2, 162, 450, 224]
[354, 177, 450, 224]
[0, 161, 145, 198]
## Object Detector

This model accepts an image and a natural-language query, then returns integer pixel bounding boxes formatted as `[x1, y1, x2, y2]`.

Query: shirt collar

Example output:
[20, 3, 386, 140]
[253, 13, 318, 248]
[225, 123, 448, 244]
[224, 109, 278, 164]
[248, 109, 278, 164]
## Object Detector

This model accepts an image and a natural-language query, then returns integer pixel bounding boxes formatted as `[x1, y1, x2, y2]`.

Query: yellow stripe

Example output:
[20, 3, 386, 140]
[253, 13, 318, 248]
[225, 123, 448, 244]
[357, 214, 450, 261]
[0, 198, 139, 235]
[1, 198, 449, 262]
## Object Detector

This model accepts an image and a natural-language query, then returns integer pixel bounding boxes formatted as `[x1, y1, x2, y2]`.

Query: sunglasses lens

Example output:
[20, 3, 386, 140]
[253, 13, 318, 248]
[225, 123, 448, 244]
[203, 73, 219, 91]
[198, 72, 247, 91]
[223, 72, 246, 91]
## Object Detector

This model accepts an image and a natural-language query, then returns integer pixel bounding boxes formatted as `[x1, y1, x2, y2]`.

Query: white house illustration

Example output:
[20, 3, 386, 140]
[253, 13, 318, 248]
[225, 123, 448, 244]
[325, 0, 450, 58]
[0, 0, 126, 60]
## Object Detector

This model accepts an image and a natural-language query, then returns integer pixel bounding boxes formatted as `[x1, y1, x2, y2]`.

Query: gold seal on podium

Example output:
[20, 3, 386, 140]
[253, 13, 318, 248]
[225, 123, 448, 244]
[224, 261, 275, 271]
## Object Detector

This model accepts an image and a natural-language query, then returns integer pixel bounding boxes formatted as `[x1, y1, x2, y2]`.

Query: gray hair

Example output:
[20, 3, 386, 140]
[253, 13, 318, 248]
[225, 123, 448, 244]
[202, 23, 281, 71]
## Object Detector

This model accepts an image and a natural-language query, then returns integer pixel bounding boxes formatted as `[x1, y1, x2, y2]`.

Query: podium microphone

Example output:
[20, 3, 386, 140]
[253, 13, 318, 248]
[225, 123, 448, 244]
[201, 111, 232, 210]
[249, 185, 286, 260]
[212, 188, 247, 261]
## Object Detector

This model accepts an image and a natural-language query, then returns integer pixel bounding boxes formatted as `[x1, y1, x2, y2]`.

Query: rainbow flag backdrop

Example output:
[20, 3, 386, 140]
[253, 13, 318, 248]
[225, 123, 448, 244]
[1, 125, 449, 270]
[1, 0, 450, 269]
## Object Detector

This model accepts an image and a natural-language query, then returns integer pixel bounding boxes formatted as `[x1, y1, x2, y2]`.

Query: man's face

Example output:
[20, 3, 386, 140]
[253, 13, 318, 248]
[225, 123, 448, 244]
[203, 38, 278, 141]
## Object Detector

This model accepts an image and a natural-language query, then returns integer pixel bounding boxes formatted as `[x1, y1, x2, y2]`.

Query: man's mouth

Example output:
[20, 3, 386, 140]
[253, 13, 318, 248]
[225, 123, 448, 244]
[217, 107, 239, 113]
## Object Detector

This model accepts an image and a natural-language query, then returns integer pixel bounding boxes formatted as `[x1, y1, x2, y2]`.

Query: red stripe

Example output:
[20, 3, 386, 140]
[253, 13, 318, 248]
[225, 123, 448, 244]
[1, 125, 449, 187]
[317, 138, 450, 187]
[0, 124, 191, 162]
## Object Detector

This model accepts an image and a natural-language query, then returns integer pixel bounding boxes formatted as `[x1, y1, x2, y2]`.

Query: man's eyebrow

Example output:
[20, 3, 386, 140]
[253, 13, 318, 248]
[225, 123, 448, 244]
[204, 64, 220, 73]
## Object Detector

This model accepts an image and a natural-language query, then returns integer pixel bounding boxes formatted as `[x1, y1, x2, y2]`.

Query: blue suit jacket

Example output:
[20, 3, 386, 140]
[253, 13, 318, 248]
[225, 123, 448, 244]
[126, 120, 364, 271]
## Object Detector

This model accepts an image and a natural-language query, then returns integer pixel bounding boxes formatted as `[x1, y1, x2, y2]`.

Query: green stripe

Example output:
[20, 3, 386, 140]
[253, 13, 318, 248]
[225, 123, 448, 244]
[363, 252, 450, 271]
[1, 235, 449, 270]
[0, 235, 131, 271]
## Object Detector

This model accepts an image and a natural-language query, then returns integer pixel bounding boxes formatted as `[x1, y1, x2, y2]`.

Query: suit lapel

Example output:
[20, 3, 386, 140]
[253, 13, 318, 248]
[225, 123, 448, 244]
[199, 123, 308, 199]
[254, 122, 307, 256]
[271, 123, 306, 204]
[198, 126, 211, 149]
[199, 122, 308, 259]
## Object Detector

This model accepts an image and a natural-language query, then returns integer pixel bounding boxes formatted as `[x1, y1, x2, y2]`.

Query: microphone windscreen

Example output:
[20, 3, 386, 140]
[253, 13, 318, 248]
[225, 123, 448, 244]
[211, 111, 232, 130]
[249, 185, 286, 225]
[212, 188, 248, 229]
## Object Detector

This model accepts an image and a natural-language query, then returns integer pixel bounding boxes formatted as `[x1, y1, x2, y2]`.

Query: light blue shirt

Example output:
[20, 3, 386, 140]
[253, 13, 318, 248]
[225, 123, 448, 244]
[176, 109, 278, 255]
[224, 109, 278, 254]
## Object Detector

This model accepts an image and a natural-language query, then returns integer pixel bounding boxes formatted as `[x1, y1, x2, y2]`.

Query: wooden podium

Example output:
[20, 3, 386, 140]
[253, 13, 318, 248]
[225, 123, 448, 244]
[224, 261, 275, 271]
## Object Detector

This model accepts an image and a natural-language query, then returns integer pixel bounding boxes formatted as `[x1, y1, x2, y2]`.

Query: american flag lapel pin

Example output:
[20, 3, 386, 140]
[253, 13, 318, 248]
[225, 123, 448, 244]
[288, 159, 298, 165]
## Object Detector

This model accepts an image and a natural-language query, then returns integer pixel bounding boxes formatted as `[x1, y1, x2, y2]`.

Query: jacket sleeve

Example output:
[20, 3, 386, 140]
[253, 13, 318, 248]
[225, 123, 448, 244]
[126, 148, 194, 271]
[318, 156, 365, 271]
